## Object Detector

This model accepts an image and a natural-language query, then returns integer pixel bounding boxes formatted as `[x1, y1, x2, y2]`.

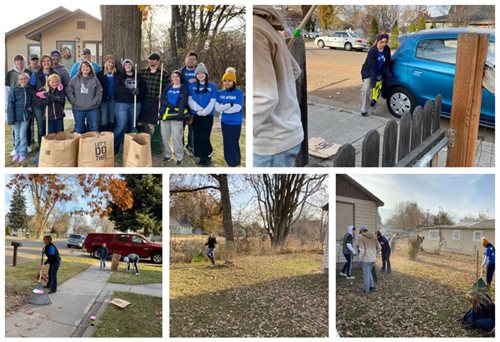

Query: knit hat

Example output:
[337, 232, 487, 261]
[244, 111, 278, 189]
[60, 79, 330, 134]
[222, 67, 237, 83]
[122, 58, 134, 68]
[194, 63, 209, 77]
[482, 237, 489, 247]
[50, 49, 62, 57]
[376, 33, 389, 42]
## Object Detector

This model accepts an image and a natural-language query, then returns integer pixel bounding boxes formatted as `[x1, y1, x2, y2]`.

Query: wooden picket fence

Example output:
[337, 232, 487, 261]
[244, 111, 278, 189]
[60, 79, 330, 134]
[334, 95, 447, 167]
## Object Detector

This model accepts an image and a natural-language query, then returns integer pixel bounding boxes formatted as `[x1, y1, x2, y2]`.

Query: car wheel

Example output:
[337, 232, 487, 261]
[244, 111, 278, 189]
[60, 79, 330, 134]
[387, 86, 415, 118]
[92, 248, 100, 259]
[317, 40, 325, 48]
[67, 244, 71, 248]
[344, 42, 352, 51]
[151, 252, 162, 264]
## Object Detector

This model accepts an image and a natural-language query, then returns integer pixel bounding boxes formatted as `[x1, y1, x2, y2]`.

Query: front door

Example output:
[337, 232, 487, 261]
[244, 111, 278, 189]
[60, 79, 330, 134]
[56, 41, 76, 72]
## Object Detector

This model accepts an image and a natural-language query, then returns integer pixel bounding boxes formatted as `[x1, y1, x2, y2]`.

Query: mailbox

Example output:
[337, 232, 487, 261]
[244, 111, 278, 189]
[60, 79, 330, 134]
[11, 241, 22, 248]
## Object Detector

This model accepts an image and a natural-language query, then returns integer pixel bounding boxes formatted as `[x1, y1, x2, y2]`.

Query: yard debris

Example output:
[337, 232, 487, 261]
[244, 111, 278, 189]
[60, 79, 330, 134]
[308, 137, 341, 159]
[110, 298, 131, 309]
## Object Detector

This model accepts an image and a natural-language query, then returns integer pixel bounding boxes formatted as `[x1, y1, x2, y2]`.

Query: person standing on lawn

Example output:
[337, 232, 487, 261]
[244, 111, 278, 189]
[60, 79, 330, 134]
[358, 227, 380, 294]
[70, 48, 101, 78]
[215, 67, 244, 167]
[124, 253, 140, 275]
[137, 53, 169, 135]
[340, 225, 356, 279]
[205, 232, 217, 266]
[50, 50, 71, 89]
[180, 51, 198, 155]
[377, 231, 391, 273]
[481, 237, 495, 288]
[97, 55, 120, 132]
[28, 54, 40, 73]
[33, 74, 66, 136]
[99, 243, 108, 269]
[43, 235, 61, 294]
[360, 33, 392, 117]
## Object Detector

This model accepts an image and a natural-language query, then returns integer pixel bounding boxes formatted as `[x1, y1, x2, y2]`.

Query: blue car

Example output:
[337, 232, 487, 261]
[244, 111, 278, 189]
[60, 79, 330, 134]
[386, 28, 495, 128]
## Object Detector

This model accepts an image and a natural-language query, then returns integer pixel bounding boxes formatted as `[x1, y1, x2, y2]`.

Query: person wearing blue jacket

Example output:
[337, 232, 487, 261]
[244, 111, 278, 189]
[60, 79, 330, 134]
[377, 231, 391, 273]
[43, 235, 61, 294]
[215, 67, 244, 167]
[99, 243, 109, 269]
[188, 63, 217, 166]
[360, 33, 392, 117]
[482, 237, 495, 288]
[70, 48, 101, 78]
[159, 70, 190, 165]
[7, 73, 34, 163]
[179, 51, 198, 155]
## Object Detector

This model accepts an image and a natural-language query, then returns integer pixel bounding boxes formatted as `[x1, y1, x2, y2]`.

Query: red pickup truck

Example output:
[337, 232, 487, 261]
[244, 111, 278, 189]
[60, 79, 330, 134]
[84, 233, 163, 264]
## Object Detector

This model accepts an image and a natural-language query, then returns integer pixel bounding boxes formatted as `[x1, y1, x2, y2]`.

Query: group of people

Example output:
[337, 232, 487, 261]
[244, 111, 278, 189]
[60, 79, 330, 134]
[6, 48, 244, 167]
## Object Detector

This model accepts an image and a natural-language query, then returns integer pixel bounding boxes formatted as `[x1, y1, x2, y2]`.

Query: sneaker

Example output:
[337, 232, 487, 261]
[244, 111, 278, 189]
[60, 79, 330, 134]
[187, 148, 194, 157]
[370, 99, 377, 107]
[10, 150, 16, 157]
[361, 112, 368, 117]
[339, 272, 347, 277]
[175, 160, 183, 166]
[18, 155, 27, 163]
[27, 146, 32, 153]
[164, 156, 171, 162]
[346, 276, 355, 280]
[12, 155, 19, 162]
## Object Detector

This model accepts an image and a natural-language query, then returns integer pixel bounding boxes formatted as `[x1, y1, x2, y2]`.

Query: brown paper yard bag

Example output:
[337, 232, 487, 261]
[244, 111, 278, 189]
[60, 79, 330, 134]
[122, 133, 153, 167]
[39, 132, 80, 167]
[308, 137, 342, 159]
[78, 131, 115, 167]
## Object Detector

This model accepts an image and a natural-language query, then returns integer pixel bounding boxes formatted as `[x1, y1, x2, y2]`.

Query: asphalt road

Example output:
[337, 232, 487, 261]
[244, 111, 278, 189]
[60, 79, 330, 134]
[305, 40, 494, 142]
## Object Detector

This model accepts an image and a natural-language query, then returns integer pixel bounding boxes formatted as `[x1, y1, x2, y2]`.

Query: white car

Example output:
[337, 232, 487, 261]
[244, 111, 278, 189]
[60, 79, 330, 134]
[314, 31, 368, 51]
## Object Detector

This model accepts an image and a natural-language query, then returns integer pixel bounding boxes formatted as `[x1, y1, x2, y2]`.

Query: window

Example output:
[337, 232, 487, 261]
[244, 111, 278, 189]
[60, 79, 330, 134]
[416, 39, 458, 64]
[27, 44, 40, 59]
[118, 235, 129, 242]
[473, 231, 483, 242]
[132, 236, 146, 244]
[452, 230, 461, 241]
[76, 20, 86, 29]
[428, 230, 439, 240]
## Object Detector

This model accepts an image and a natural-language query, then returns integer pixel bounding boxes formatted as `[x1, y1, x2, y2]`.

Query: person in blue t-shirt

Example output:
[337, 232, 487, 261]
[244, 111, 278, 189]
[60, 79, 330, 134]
[215, 67, 243, 167]
[360, 33, 392, 117]
[70, 48, 101, 78]
[482, 237, 495, 288]
[188, 63, 217, 166]
[180, 52, 198, 156]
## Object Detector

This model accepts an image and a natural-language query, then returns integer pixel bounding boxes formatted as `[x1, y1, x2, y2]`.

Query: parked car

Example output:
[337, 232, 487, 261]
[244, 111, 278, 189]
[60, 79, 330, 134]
[307, 31, 319, 39]
[84, 232, 163, 264]
[386, 28, 495, 128]
[67, 234, 86, 249]
[314, 31, 368, 51]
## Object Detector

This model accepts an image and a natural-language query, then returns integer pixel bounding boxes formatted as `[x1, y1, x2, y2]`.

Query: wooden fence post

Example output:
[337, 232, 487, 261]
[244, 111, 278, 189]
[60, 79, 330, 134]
[446, 33, 489, 167]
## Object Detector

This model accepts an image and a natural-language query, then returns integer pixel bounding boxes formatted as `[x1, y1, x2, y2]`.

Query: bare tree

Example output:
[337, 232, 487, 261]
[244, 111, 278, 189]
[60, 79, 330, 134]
[385, 201, 426, 231]
[248, 174, 327, 248]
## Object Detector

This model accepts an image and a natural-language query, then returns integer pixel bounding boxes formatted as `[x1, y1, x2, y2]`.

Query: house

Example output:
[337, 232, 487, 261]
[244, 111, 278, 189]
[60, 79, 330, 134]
[5, 7, 102, 72]
[322, 203, 329, 273]
[336, 175, 384, 263]
[427, 5, 495, 29]
[418, 219, 495, 256]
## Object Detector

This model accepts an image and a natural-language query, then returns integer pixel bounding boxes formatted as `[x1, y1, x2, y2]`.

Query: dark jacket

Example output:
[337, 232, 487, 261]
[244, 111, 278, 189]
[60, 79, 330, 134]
[44, 243, 61, 265]
[33, 87, 66, 121]
[30, 68, 58, 92]
[99, 246, 109, 259]
[378, 235, 390, 252]
[205, 236, 217, 249]
[115, 72, 145, 103]
[361, 45, 392, 86]
[97, 69, 120, 102]
[159, 83, 189, 121]
[7, 86, 34, 124]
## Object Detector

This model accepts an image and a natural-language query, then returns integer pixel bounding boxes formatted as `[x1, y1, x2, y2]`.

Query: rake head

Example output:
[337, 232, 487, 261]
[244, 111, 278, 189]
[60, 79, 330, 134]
[27, 283, 52, 305]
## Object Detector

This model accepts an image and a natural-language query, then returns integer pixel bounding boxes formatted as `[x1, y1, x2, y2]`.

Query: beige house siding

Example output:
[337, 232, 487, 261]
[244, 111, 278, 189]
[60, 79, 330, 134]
[421, 228, 495, 255]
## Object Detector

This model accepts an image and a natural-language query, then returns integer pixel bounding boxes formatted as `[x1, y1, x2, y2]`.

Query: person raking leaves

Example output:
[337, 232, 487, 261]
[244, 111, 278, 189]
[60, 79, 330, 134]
[205, 232, 217, 267]
[43, 235, 61, 294]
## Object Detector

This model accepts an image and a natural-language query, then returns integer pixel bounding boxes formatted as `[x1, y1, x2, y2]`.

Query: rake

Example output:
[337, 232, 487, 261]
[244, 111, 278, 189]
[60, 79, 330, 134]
[27, 249, 51, 305]
[191, 248, 205, 263]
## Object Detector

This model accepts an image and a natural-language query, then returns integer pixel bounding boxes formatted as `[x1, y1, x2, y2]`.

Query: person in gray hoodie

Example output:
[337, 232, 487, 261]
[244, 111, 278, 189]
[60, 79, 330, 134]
[253, 6, 304, 167]
[358, 227, 381, 294]
[66, 60, 103, 133]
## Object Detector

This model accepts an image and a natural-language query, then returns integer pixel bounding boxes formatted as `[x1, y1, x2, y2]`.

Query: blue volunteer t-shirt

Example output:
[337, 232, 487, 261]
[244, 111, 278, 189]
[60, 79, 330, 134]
[189, 81, 217, 116]
[30, 72, 50, 88]
[48, 245, 56, 255]
[107, 73, 115, 98]
[217, 87, 243, 125]
[485, 245, 495, 265]
[182, 67, 196, 84]
[376, 50, 385, 75]
[167, 86, 181, 107]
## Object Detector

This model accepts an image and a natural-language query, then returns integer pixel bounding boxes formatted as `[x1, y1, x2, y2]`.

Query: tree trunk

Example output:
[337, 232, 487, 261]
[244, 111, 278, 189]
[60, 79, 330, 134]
[101, 5, 142, 64]
[170, 6, 181, 67]
[217, 175, 234, 243]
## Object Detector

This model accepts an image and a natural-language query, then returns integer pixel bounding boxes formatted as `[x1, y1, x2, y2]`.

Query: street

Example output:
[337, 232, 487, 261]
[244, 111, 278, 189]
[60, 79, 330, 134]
[305, 40, 494, 143]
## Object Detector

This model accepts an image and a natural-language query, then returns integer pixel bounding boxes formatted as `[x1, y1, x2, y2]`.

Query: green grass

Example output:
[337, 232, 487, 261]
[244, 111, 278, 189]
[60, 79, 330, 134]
[108, 264, 162, 285]
[5, 119, 246, 167]
[5, 255, 94, 312]
[170, 253, 328, 337]
[93, 292, 162, 337]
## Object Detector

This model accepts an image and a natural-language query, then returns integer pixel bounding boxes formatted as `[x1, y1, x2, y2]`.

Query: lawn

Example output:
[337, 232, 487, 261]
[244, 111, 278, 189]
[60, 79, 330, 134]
[5, 255, 95, 313]
[336, 249, 496, 337]
[170, 253, 328, 337]
[5, 118, 246, 167]
[93, 291, 162, 337]
[108, 264, 162, 285]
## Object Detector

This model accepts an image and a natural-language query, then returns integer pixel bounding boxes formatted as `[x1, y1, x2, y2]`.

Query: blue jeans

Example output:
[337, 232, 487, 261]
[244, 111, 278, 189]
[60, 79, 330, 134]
[361, 261, 375, 293]
[48, 119, 64, 134]
[253, 143, 301, 167]
[34, 106, 46, 147]
[100, 258, 106, 269]
[341, 253, 353, 277]
[114, 102, 141, 153]
[73, 109, 99, 133]
[47, 261, 60, 292]
[13, 121, 30, 157]
[207, 248, 216, 264]
[100, 99, 116, 131]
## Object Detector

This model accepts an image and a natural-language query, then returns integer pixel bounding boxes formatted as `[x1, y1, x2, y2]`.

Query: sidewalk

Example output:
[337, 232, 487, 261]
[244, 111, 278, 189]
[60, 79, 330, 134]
[5, 265, 163, 337]
[306, 101, 495, 167]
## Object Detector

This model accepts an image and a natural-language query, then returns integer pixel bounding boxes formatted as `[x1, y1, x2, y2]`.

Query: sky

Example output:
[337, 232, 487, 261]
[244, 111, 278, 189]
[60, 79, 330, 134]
[350, 174, 495, 224]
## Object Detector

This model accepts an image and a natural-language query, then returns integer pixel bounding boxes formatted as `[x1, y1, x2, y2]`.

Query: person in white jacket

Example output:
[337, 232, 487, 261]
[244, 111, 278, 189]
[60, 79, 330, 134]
[340, 225, 357, 279]
[358, 227, 381, 294]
